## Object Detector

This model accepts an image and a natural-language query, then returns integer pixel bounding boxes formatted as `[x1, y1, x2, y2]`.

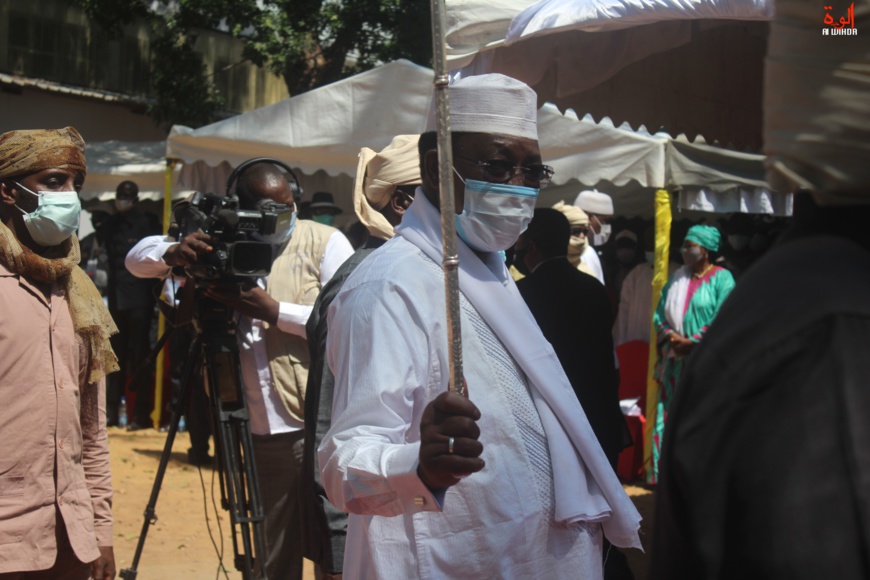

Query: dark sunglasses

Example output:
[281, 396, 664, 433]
[455, 154, 554, 187]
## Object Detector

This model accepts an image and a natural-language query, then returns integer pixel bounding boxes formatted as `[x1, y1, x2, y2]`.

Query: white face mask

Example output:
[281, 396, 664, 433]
[590, 215, 611, 246]
[681, 246, 704, 267]
[14, 182, 81, 247]
[453, 171, 538, 253]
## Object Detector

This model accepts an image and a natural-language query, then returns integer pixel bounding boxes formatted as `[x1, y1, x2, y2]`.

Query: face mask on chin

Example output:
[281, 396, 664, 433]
[453, 171, 539, 253]
[14, 181, 81, 247]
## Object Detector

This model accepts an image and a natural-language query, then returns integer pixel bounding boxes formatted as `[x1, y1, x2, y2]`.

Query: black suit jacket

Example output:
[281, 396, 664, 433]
[302, 239, 383, 573]
[517, 257, 625, 467]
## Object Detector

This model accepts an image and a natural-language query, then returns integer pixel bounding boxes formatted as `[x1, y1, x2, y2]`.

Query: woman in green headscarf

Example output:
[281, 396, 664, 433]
[649, 224, 735, 483]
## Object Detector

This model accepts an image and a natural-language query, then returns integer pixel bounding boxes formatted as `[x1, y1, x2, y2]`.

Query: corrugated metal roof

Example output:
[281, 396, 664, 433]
[0, 73, 154, 106]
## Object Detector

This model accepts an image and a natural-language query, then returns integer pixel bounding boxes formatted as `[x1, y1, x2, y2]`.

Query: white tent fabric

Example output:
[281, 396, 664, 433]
[446, 0, 772, 147]
[168, 60, 782, 217]
[81, 141, 178, 202]
[538, 105, 667, 188]
[167, 60, 670, 218]
[667, 140, 791, 215]
[167, 60, 434, 175]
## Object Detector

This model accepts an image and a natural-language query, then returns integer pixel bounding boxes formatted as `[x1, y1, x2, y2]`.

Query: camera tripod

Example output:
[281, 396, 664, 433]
[120, 293, 268, 580]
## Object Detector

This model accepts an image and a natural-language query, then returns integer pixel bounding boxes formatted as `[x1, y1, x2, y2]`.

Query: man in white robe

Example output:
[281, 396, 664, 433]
[573, 189, 614, 285]
[319, 74, 641, 580]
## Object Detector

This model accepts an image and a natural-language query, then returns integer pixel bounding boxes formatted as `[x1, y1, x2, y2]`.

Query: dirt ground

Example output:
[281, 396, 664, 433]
[109, 427, 654, 579]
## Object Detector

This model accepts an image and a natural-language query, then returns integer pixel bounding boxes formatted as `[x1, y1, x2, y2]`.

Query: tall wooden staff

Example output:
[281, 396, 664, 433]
[430, 0, 465, 397]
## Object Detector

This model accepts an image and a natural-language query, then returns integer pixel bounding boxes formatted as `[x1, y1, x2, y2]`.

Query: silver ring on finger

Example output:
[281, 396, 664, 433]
[448, 436, 455, 455]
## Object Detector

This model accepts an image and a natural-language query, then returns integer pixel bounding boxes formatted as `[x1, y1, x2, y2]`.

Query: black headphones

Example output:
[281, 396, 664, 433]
[225, 157, 303, 202]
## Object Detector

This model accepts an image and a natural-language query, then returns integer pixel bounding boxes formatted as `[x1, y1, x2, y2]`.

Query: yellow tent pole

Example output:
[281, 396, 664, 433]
[643, 189, 672, 481]
[150, 159, 176, 428]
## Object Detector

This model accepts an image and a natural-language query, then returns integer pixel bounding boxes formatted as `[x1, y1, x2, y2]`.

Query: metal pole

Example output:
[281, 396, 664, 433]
[430, 0, 465, 397]
[151, 159, 177, 427]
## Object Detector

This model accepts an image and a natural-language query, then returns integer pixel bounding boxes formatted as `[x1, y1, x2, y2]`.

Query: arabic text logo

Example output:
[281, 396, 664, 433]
[823, 3, 858, 35]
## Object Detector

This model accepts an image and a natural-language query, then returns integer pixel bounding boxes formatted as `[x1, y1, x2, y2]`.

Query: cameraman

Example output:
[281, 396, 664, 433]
[125, 161, 353, 580]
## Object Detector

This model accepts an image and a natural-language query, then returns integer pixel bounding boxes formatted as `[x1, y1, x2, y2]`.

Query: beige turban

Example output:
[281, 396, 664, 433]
[0, 127, 87, 180]
[553, 200, 591, 269]
[764, 0, 870, 204]
[553, 200, 589, 226]
[353, 135, 421, 240]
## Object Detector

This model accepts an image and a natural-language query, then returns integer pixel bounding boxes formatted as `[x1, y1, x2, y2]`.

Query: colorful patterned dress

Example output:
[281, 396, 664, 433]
[649, 265, 735, 483]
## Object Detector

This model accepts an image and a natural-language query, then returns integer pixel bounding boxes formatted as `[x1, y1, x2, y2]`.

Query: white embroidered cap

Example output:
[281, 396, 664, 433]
[573, 189, 614, 215]
[426, 74, 538, 141]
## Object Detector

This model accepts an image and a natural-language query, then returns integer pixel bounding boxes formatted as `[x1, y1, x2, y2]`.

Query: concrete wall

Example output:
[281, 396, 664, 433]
[0, 87, 167, 142]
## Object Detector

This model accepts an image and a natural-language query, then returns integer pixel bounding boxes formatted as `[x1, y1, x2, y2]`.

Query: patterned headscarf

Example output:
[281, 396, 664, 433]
[0, 127, 116, 384]
[0, 127, 87, 180]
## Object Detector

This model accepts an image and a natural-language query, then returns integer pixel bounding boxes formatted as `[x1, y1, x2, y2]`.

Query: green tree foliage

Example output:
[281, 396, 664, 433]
[74, 0, 432, 129]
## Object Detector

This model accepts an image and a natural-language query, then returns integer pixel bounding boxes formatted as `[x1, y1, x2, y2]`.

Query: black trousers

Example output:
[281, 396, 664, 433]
[107, 305, 155, 426]
[169, 324, 212, 458]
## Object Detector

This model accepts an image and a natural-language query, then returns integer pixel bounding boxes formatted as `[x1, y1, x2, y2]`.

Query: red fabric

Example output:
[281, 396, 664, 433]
[616, 340, 649, 482]
[683, 265, 722, 317]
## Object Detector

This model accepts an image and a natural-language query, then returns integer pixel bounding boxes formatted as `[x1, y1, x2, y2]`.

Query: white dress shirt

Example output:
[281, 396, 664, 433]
[581, 244, 605, 285]
[613, 262, 654, 346]
[125, 231, 354, 435]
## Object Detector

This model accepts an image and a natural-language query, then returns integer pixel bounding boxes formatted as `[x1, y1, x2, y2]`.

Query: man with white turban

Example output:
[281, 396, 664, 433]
[651, 0, 870, 577]
[302, 134, 420, 579]
[319, 74, 641, 579]
[0, 128, 117, 579]
[573, 189, 614, 284]
[552, 200, 597, 279]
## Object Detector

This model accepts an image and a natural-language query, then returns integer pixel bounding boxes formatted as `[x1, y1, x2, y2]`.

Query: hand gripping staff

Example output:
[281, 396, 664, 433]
[430, 0, 466, 398]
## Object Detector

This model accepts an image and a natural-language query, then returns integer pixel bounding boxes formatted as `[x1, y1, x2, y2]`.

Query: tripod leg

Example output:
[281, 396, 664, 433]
[204, 337, 268, 580]
[119, 334, 202, 580]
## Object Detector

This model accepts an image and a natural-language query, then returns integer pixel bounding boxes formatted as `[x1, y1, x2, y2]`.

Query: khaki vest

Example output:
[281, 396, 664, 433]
[264, 219, 335, 422]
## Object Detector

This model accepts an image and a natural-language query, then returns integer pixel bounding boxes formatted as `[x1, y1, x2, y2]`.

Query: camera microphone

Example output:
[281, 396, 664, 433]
[216, 209, 240, 228]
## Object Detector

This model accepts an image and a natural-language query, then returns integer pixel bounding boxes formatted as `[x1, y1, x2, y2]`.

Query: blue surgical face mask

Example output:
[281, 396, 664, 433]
[14, 181, 81, 247]
[645, 251, 655, 265]
[453, 171, 538, 253]
[252, 210, 296, 246]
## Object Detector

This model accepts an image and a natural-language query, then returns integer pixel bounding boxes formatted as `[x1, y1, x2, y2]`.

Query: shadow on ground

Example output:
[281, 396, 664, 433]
[623, 484, 656, 580]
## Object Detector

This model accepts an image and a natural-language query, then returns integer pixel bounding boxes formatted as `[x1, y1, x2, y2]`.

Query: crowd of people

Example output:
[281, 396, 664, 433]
[0, 1, 867, 576]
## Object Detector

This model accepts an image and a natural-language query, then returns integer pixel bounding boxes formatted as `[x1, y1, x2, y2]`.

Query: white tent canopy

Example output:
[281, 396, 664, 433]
[167, 60, 670, 219]
[167, 60, 433, 176]
[167, 60, 784, 218]
[446, 0, 771, 147]
[667, 140, 791, 215]
[81, 141, 179, 202]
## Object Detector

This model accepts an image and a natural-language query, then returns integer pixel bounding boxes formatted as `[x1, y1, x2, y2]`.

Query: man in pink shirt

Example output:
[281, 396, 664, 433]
[0, 127, 118, 579]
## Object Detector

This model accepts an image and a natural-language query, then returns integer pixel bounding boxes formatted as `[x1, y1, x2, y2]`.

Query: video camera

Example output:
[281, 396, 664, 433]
[170, 191, 294, 280]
